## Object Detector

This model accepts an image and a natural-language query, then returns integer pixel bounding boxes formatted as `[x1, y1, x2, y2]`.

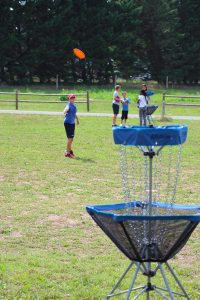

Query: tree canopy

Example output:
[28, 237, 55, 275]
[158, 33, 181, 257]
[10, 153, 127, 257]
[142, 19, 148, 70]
[0, 0, 199, 84]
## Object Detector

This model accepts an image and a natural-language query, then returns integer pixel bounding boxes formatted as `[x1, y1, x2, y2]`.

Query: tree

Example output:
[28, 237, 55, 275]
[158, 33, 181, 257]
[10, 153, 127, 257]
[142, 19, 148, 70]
[68, 0, 115, 83]
[178, 0, 200, 83]
[140, 0, 181, 83]
[109, 0, 145, 80]
[0, 0, 199, 84]
[0, 0, 27, 82]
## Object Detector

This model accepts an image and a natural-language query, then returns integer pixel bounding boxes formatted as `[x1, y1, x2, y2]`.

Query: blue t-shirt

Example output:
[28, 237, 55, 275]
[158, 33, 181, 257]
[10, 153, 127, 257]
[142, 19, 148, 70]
[64, 102, 77, 124]
[122, 98, 130, 111]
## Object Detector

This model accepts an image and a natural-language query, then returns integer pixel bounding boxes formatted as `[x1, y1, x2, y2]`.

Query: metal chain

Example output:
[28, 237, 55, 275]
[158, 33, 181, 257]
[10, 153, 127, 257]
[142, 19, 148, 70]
[144, 152, 149, 204]
[152, 150, 161, 215]
[171, 144, 182, 205]
[165, 146, 173, 208]
[138, 149, 144, 202]
[158, 151, 163, 201]
[130, 147, 136, 201]
[120, 145, 131, 203]
[119, 144, 182, 216]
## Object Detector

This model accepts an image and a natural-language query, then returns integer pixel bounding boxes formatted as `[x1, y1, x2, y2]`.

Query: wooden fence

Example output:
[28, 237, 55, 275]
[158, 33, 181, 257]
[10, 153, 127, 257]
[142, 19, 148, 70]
[0, 90, 90, 112]
[161, 93, 200, 118]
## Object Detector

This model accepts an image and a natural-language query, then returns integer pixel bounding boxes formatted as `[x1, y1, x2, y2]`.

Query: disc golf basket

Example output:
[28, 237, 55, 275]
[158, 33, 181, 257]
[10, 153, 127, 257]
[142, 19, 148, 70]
[86, 125, 200, 299]
[146, 105, 158, 125]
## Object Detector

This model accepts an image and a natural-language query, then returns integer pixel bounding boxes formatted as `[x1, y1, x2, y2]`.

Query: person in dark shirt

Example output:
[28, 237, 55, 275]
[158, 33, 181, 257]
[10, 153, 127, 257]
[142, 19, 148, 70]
[63, 94, 79, 158]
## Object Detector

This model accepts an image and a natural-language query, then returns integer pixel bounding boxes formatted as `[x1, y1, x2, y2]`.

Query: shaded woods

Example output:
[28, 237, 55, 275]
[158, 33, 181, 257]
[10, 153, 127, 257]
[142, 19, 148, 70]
[0, 0, 199, 84]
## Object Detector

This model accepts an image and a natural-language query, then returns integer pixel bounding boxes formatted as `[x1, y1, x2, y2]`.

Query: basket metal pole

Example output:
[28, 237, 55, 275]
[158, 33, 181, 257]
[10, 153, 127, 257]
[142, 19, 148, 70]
[153, 287, 169, 299]
[158, 263, 175, 300]
[165, 262, 191, 299]
[149, 152, 153, 215]
[125, 263, 140, 300]
[133, 286, 147, 299]
[105, 261, 191, 299]
[144, 148, 154, 299]
[106, 261, 135, 299]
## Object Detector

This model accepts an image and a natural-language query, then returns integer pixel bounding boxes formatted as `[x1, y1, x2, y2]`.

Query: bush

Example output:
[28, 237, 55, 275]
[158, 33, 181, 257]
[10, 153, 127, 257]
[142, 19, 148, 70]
[60, 95, 68, 101]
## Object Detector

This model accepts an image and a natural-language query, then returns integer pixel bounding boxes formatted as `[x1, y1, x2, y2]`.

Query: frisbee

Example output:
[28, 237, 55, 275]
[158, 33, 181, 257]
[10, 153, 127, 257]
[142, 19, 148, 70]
[73, 48, 86, 59]
[146, 91, 154, 96]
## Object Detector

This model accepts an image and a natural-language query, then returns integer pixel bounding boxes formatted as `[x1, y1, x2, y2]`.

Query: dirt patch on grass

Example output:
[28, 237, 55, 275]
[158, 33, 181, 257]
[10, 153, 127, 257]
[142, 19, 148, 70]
[175, 241, 198, 267]
[0, 230, 23, 240]
[0, 175, 5, 181]
[10, 231, 23, 238]
[45, 214, 81, 228]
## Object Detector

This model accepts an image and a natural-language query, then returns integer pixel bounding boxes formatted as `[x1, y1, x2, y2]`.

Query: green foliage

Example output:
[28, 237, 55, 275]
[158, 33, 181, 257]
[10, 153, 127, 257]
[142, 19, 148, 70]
[0, 0, 199, 83]
[177, 0, 200, 83]
[59, 95, 68, 102]
[139, 0, 181, 82]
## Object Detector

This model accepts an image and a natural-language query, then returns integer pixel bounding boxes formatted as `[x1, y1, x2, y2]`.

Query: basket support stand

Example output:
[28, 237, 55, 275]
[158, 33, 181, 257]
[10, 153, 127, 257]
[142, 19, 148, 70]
[106, 261, 191, 300]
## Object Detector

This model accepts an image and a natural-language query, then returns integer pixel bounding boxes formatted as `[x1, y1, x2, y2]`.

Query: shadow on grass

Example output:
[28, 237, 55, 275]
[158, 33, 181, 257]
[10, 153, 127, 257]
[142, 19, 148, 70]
[75, 156, 96, 163]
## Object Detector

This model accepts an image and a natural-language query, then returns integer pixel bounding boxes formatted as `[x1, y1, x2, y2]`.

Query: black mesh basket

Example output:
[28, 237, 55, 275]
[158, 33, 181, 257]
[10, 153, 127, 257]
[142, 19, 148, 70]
[146, 105, 158, 116]
[87, 201, 200, 262]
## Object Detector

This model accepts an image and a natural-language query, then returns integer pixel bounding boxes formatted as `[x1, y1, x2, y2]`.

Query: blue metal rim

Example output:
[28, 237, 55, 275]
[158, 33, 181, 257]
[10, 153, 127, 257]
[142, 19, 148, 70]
[113, 125, 188, 146]
[86, 201, 200, 222]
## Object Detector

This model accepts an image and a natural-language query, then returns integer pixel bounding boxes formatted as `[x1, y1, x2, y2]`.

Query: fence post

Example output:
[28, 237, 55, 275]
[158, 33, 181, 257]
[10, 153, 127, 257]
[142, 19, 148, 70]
[56, 74, 59, 89]
[161, 93, 166, 119]
[15, 90, 19, 110]
[166, 76, 169, 89]
[86, 91, 90, 112]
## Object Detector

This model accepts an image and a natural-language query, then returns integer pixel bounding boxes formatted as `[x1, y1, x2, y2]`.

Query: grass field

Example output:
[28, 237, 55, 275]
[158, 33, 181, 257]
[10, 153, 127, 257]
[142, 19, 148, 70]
[0, 85, 200, 117]
[0, 113, 199, 299]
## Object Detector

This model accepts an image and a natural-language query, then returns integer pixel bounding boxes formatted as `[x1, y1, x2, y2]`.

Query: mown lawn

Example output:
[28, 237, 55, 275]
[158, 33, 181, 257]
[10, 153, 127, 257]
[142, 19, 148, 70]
[0, 114, 199, 299]
[0, 85, 200, 117]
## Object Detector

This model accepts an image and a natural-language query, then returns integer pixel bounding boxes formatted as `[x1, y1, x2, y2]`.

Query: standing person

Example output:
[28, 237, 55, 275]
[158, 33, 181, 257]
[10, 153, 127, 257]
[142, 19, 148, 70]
[141, 83, 148, 94]
[138, 90, 147, 126]
[141, 83, 149, 104]
[63, 94, 79, 158]
[112, 85, 121, 126]
[121, 91, 130, 126]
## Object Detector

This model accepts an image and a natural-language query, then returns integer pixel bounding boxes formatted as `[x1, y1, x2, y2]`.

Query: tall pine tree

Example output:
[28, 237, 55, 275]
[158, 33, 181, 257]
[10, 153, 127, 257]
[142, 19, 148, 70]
[140, 0, 180, 82]
[178, 0, 200, 83]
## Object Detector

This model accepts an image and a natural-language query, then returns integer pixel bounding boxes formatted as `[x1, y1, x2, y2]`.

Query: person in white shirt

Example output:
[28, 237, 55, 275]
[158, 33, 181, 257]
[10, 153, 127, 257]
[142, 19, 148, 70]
[141, 83, 150, 104]
[138, 90, 147, 126]
[112, 85, 121, 126]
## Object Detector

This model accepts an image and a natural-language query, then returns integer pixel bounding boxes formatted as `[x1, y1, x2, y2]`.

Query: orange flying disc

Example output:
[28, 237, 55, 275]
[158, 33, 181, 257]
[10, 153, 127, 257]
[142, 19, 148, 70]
[73, 48, 86, 59]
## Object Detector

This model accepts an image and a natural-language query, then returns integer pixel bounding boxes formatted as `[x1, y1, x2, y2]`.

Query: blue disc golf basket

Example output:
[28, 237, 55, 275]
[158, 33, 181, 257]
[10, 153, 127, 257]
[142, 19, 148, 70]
[145, 91, 157, 125]
[86, 125, 200, 299]
[146, 105, 158, 125]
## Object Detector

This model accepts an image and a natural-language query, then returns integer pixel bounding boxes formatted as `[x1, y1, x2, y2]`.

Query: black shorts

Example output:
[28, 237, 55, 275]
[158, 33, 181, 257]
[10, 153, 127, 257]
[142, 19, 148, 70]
[121, 111, 128, 120]
[64, 123, 75, 139]
[112, 103, 120, 115]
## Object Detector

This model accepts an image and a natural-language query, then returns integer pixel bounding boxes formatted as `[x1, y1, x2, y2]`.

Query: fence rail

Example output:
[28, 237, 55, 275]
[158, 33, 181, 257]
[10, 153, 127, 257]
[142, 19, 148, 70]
[161, 93, 200, 118]
[0, 90, 90, 111]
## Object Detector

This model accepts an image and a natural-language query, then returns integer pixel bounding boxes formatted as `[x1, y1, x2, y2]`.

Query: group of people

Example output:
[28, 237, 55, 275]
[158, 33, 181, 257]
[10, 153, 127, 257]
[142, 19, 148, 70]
[112, 84, 150, 127]
[63, 83, 151, 159]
